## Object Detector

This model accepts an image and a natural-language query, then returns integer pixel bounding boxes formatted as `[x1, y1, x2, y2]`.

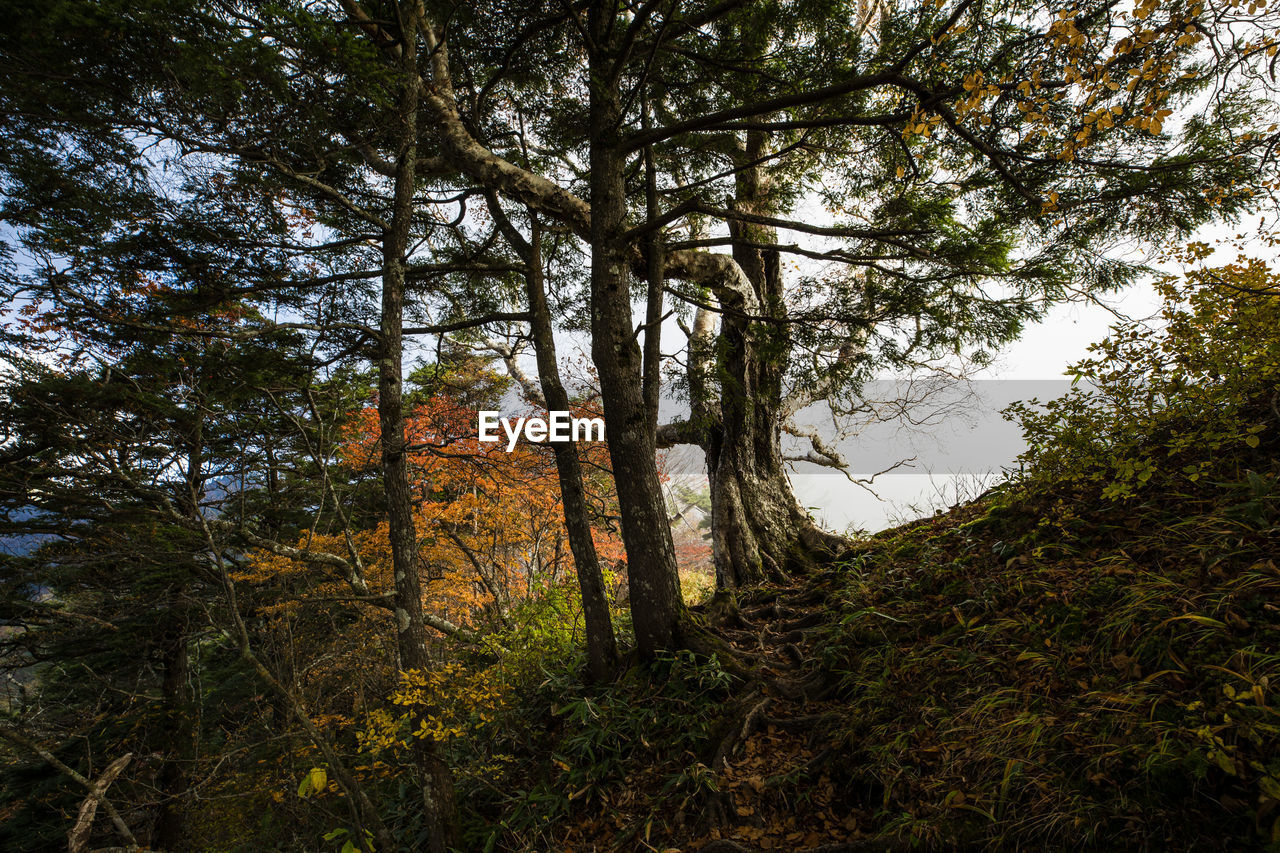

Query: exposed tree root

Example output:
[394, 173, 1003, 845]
[712, 692, 773, 771]
[741, 599, 783, 621]
[697, 589, 752, 629]
[765, 671, 834, 702]
[679, 575, 889, 850]
[678, 620, 758, 681]
[777, 610, 827, 632]
[778, 587, 829, 608]
[762, 551, 790, 585]
[777, 642, 804, 665]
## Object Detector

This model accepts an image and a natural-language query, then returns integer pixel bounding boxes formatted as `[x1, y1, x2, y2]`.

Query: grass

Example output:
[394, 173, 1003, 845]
[819, 444, 1280, 850]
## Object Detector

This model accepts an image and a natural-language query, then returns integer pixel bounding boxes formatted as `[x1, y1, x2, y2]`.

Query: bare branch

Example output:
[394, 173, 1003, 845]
[0, 728, 138, 850]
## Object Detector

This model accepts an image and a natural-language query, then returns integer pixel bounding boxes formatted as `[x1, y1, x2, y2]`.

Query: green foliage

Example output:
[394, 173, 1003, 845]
[406, 344, 512, 412]
[1008, 244, 1279, 502]
[491, 650, 731, 849]
[322, 824, 377, 853]
[344, 580, 610, 847]
[452, 645, 734, 851]
[822, 252, 1280, 849]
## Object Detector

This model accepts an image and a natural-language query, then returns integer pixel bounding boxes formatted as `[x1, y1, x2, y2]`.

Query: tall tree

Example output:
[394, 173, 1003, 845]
[483, 197, 622, 680]
[635, 0, 1280, 587]
[4, 0, 1277, 653]
[0, 320, 352, 848]
[348, 0, 1279, 608]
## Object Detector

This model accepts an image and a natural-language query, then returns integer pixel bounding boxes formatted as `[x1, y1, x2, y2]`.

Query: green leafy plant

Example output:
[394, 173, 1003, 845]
[1008, 242, 1279, 502]
[821, 247, 1280, 849]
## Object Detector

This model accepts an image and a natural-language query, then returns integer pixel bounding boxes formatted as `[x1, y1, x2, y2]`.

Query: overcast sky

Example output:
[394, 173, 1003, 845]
[786, 215, 1275, 533]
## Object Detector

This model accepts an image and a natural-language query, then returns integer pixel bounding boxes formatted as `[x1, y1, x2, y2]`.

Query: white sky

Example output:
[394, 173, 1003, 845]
[791, 285, 1161, 533]
[787, 214, 1278, 532]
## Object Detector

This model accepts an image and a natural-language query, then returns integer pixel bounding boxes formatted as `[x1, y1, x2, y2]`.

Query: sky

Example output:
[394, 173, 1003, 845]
[784, 288, 1135, 534]
[780, 215, 1275, 533]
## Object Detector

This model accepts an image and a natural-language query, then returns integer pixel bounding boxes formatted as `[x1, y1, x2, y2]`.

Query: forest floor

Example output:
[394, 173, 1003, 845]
[546, 570, 883, 853]
[534, 464, 1279, 852]
[682, 577, 894, 853]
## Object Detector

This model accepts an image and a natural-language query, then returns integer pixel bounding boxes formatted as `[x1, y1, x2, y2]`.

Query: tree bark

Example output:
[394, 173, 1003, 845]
[523, 220, 619, 681]
[67, 754, 132, 853]
[377, 9, 458, 847]
[152, 618, 189, 849]
[380, 85, 431, 675]
[702, 131, 843, 588]
[487, 189, 621, 681]
[588, 6, 685, 657]
[0, 729, 139, 850]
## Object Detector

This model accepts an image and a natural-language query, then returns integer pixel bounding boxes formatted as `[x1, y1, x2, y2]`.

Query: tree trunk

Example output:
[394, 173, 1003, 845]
[154, 417, 205, 847]
[708, 131, 842, 588]
[378, 13, 458, 848]
[151, 616, 189, 849]
[379, 93, 431, 676]
[524, 226, 619, 681]
[588, 6, 685, 657]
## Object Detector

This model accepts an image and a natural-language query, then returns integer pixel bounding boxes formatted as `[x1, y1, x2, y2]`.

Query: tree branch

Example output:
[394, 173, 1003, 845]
[0, 728, 138, 850]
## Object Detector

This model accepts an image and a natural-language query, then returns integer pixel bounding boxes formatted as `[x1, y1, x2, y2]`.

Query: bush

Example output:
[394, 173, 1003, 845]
[1008, 243, 1279, 501]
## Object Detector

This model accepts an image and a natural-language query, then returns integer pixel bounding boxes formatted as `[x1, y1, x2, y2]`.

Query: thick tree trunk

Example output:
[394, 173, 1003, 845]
[708, 131, 842, 588]
[588, 7, 685, 657]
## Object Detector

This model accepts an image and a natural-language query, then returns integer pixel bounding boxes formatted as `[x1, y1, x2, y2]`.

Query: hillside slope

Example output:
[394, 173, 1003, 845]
[499, 266, 1280, 852]
[811, 465, 1278, 850]
[511, 439, 1279, 852]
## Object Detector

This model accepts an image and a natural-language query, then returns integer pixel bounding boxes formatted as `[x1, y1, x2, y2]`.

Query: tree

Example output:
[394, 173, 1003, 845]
[483, 200, 623, 680]
[4, 0, 1277, 661]
[0, 314, 364, 848]
[337, 0, 1277, 621]
[616, 0, 1280, 588]
[320, 375, 625, 636]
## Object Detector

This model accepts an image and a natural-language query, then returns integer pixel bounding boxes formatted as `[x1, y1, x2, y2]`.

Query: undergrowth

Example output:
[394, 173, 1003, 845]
[821, 253, 1280, 849]
[824, 462, 1280, 849]
[356, 252, 1280, 852]
[455, 648, 734, 851]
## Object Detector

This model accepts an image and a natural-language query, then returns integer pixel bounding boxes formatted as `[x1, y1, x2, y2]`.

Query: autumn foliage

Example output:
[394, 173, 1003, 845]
[240, 389, 626, 636]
